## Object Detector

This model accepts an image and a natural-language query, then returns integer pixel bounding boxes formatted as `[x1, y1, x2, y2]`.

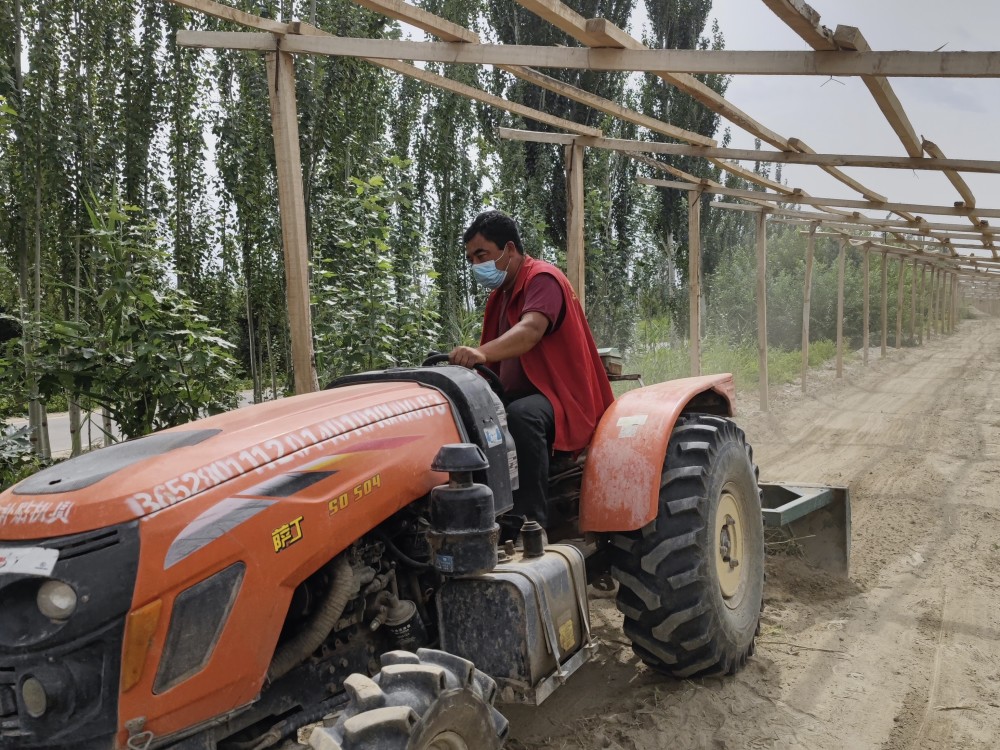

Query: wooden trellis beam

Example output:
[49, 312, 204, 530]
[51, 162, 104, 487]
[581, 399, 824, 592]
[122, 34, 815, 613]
[195, 35, 1000, 77]
[512, 0, 791, 150]
[762, 1, 994, 253]
[773, 219, 992, 246]
[810, 234, 1000, 278]
[639, 178, 1000, 219]
[347, 0, 716, 145]
[504, 3, 901, 216]
[834, 25, 923, 157]
[713, 207, 996, 250]
[174, 30, 600, 137]
[167, 0, 320, 34]
[351, 0, 478, 42]
[760, 0, 836, 50]
[711, 201, 1000, 261]
[499, 130, 1000, 175]
[498, 66, 713, 145]
[723, 207, 998, 236]
[706, 202, 993, 240]
[498, 127, 874, 223]
[923, 139, 994, 255]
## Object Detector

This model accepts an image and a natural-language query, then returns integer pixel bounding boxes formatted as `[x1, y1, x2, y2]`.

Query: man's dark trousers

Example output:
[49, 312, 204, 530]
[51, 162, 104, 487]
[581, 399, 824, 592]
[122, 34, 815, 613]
[503, 392, 555, 530]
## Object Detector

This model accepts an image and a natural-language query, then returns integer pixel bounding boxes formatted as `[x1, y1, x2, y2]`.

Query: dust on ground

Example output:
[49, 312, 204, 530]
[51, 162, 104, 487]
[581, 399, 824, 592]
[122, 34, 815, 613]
[504, 317, 1000, 750]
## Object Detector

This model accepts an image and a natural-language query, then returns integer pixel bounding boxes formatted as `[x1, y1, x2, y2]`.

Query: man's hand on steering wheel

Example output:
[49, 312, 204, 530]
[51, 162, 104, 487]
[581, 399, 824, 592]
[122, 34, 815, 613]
[448, 345, 487, 368]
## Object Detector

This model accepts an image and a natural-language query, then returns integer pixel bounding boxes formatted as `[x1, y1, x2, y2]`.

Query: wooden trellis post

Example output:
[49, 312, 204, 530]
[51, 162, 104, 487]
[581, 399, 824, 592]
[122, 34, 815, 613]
[941, 271, 947, 333]
[266, 50, 318, 395]
[688, 189, 703, 377]
[918, 263, 925, 345]
[944, 272, 950, 333]
[565, 143, 585, 311]
[909, 259, 917, 342]
[920, 263, 934, 341]
[954, 275, 960, 328]
[756, 210, 769, 412]
[836, 238, 846, 378]
[936, 268, 944, 334]
[895, 257, 904, 348]
[880, 252, 888, 357]
[941, 269, 947, 333]
[862, 245, 870, 365]
[950, 273, 957, 331]
[938, 269, 948, 336]
[927, 266, 937, 341]
[801, 223, 817, 390]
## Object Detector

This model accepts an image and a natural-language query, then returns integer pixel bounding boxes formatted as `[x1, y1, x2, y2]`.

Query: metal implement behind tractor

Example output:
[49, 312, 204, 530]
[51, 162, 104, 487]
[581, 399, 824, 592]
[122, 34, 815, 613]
[0, 363, 849, 750]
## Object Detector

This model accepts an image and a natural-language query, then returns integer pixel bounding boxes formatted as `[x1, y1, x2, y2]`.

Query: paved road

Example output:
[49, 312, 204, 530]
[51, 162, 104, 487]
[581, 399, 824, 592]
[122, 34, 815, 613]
[6, 391, 258, 457]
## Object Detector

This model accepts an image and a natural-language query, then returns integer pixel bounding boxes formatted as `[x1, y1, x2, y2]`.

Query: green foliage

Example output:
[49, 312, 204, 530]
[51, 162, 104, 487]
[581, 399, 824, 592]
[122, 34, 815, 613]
[0, 95, 14, 137]
[24, 193, 240, 439]
[0, 424, 46, 491]
[701, 222, 922, 352]
[625, 330, 841, 392]
[313, 159, 442, 378]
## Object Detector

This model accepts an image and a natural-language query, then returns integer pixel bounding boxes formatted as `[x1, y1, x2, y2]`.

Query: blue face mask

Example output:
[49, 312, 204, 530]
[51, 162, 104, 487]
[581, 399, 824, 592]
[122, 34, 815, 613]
[472, 246, 510, 290]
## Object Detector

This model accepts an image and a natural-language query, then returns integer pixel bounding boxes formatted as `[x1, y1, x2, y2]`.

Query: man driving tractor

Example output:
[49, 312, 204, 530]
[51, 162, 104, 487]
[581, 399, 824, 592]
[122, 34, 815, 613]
[449, 210, 614, 536]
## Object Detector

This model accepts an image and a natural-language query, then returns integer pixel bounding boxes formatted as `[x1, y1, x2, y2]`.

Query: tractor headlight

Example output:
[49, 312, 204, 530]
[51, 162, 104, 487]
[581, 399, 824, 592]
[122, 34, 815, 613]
[36, 580, 78, 621]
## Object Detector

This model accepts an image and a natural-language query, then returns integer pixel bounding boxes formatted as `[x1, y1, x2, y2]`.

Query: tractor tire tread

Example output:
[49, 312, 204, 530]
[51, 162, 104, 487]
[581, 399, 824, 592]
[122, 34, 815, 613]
[309, 649, 507, 750]
[610, 414, 764, 679]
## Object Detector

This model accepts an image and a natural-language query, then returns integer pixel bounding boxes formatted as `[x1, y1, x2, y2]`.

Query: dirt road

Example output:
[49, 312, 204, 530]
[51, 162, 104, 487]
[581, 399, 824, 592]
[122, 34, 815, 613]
[505, 315, 1000, 750]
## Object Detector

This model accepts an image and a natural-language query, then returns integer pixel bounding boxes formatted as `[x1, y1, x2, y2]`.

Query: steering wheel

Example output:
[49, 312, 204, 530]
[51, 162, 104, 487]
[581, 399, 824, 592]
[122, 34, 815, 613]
[422, 352, 505, 400]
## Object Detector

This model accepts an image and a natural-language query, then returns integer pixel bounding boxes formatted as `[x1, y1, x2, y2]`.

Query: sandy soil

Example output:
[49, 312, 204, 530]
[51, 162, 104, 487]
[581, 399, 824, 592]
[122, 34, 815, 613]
[503, 315, 1000, 750]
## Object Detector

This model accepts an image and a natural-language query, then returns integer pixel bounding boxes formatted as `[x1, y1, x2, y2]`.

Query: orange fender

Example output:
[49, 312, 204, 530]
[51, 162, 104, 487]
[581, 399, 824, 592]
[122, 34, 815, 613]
[579, 374, 736, 533]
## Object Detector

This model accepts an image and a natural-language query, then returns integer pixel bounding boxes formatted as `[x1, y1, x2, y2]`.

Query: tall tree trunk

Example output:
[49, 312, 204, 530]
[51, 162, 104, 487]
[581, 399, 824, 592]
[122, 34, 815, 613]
[31, 149, 50, 459]
[69, 234, 83, 456]
[265, 321, 277, 399]
[245, 277, 260, 403]
[102, 407, 113, 448]
[12, 0, 39, 455]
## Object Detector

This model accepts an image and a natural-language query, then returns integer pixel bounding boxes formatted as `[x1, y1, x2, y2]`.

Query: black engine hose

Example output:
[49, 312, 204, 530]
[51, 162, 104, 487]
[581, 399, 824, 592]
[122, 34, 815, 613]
[373, 529, 433, 570]
[266, 555, 357, 683]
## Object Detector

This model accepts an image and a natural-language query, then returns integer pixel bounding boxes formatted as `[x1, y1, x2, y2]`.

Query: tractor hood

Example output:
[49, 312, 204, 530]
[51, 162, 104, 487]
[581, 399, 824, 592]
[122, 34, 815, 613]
[0, 382, 451, 540]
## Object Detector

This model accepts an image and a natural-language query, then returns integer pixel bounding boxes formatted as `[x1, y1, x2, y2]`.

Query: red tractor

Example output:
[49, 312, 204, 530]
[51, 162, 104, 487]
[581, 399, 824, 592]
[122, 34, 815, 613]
[0, 360, 846, 749]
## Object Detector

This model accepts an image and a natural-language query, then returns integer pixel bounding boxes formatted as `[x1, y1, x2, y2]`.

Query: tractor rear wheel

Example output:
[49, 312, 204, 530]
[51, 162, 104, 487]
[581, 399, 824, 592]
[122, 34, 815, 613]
[610, 414, 764, 678]
[309, 649, 508, 750]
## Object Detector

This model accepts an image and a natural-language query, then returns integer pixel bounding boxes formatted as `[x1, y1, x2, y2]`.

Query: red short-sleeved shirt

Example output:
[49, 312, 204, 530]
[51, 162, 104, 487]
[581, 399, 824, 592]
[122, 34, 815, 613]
[497, 273, 565, 399]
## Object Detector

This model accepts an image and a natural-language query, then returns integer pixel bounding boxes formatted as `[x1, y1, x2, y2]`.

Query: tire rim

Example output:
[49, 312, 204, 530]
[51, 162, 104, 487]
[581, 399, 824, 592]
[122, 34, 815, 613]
[715, 482, 747, 609]
[424, 731, 470, 750]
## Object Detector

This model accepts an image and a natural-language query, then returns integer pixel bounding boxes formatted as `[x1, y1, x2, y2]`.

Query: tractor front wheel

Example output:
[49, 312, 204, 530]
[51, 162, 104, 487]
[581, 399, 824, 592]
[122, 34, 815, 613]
[610, 414, 764, 678]
[309, 649, 508, 750]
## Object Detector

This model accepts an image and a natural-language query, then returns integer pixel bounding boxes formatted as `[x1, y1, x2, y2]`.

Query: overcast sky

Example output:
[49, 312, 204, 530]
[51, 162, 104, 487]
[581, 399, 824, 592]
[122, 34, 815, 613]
[666, 0, 1000, 215]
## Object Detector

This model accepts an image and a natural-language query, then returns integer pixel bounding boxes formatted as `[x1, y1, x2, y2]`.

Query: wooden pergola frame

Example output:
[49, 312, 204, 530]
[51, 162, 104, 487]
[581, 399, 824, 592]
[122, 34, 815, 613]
[166, 0, 1000, 411]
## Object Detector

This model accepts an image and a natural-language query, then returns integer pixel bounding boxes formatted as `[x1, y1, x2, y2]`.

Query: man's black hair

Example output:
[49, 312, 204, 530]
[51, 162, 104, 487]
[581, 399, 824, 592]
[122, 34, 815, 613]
[463, 210, 523, 254]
